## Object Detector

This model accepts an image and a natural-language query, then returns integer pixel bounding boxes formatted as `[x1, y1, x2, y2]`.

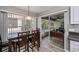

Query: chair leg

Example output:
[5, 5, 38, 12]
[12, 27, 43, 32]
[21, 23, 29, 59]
[38, 39, 40, 47]
[27, 42, 29, 52]
[25, 44, 26, 51]
[18, 45, 20, 52]
[8, 44, 12, 52]
[32, 47, 33, 52]
[37, 47, 39, 51]
[37, 43, 39, 51]
[13, 44, 15, 52]
[32, 42, 34, 52]
[15, 44, 17, 52]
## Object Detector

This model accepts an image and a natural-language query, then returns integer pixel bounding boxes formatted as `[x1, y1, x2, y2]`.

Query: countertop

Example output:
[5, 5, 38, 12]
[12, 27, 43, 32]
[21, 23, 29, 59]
[68, 32, 79, 42]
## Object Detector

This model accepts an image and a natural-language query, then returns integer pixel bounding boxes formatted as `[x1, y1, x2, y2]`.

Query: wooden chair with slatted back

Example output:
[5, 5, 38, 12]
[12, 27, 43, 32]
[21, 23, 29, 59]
[29, 30, 40, 51]
[17, 31, 30, 52]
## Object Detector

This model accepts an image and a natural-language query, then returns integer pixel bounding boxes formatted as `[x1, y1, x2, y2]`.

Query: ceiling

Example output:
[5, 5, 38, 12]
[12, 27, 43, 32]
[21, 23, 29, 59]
[15, 6, 54, 14]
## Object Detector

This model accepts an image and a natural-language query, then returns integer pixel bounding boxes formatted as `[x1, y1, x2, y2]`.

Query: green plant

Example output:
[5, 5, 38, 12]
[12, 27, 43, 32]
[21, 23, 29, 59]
[42, 20, 48, 29]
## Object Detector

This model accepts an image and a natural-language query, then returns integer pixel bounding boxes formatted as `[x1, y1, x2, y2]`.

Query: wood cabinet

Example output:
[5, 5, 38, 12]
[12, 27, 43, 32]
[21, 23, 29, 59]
[50, 31, 64, 46]
[70, 6, 79, 24]
[50, 31, 64, 39]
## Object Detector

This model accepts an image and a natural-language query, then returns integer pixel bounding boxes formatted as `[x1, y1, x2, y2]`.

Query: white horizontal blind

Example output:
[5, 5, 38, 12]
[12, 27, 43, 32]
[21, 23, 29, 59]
[8, 13, 24, 39]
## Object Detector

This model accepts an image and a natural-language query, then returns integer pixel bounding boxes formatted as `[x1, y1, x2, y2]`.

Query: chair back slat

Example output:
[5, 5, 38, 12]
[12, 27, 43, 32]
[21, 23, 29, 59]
[0, 35, 2, 45]
[18, 31, 30, 41]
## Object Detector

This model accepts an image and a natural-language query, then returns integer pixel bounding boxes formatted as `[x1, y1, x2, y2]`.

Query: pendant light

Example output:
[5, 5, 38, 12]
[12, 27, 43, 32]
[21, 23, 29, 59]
[26, 6, 31, 20]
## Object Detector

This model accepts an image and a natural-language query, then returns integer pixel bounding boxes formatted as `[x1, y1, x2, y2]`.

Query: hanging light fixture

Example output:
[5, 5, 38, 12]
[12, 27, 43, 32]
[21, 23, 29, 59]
[26, 6, 31, 20]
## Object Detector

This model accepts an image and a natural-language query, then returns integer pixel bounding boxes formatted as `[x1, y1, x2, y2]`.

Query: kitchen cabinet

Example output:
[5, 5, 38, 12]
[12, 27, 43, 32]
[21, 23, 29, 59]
[70, 40, 79, 52]
[70, 6, 79, 24]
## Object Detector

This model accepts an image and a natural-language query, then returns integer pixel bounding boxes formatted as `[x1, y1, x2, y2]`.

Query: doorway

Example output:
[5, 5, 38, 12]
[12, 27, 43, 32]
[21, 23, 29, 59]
[40, 13, 65, 52]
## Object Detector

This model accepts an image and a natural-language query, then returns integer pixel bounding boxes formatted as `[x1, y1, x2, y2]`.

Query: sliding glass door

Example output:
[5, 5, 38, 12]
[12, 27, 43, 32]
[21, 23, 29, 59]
[50, 13, 64, 49]
[41, 13, 64, 49]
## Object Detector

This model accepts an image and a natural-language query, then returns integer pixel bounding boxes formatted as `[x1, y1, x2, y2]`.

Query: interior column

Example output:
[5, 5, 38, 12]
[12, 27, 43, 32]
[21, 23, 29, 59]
[0, 11, 8, 42]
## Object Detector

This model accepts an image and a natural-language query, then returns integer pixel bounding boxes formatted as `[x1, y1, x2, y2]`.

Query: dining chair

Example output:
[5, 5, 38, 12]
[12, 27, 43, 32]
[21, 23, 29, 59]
[29, 30, 40, 52]
[17, 31, 30, 52]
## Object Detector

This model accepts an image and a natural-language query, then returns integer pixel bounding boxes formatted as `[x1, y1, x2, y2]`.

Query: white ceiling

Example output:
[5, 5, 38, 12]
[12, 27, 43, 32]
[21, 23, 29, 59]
[15, 6, 54, 14]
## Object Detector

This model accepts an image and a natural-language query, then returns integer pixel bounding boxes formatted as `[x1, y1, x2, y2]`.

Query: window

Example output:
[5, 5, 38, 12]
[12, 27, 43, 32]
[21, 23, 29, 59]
[8, 18, 18, 28]
[24, 17, 36, 31]
[8, 13, 24, 38]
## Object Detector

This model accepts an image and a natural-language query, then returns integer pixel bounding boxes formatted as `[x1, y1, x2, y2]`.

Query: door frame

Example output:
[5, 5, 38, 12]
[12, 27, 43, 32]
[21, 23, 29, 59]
[39, 9, 68, 51]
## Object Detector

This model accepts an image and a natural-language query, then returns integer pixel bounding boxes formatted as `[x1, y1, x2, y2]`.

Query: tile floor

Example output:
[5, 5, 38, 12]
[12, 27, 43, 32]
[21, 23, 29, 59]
[38, 36, 64, 52]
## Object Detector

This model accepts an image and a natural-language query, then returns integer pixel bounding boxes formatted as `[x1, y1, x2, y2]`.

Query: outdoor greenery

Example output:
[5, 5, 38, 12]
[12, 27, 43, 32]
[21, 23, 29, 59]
[42, 20, 49, 29]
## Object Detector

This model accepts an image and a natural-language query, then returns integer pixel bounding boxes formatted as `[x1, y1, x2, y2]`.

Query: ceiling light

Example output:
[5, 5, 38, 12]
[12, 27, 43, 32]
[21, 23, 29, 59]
[26, 6, 31, 20]
[26, 16, 31, 20]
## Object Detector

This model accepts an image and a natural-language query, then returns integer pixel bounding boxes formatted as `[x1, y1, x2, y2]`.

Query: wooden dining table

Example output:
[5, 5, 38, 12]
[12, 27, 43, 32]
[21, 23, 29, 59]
[8, 33, 33, 52]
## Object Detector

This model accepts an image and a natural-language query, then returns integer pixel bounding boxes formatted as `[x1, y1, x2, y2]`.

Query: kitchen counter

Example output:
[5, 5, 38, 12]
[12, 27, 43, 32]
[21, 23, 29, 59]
[68, 36, 79, 42]
[68, 32, 79, 42]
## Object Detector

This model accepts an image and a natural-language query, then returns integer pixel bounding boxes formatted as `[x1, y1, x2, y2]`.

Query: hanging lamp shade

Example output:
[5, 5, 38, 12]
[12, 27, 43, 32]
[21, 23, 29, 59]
[26, 6, 31, 20]
[26, 16, 31, 20]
